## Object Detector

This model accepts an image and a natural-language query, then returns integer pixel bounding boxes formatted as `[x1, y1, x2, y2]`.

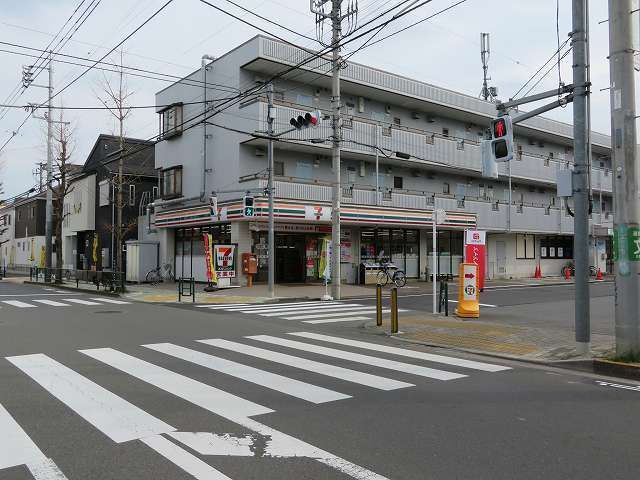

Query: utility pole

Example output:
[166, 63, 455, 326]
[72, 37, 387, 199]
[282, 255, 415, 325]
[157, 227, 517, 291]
[267, 82, 275, 298]
[312, 0, 357, 300]
[572, 0, 591, 355]
[44, 52, 53, 282]
[608, 0, 640, 354]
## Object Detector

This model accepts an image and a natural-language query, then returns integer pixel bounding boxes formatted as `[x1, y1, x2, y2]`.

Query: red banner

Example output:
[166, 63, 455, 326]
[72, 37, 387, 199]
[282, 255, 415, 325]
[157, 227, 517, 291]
[464, 230, 486, 290]
[203, 234, 213, 282]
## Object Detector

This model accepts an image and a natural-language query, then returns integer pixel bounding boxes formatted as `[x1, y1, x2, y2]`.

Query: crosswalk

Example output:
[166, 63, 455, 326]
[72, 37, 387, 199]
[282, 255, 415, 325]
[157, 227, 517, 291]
[195, 300, 407, 324]
[0, 296, 130, 309]
[1, 331, 511, 480]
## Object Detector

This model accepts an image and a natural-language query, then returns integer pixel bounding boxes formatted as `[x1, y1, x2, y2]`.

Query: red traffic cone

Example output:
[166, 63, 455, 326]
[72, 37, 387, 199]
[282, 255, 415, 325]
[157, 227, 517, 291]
[534, 265, 542, 279]
[564, 266, 571, 281]
[596, 268, 604, 281]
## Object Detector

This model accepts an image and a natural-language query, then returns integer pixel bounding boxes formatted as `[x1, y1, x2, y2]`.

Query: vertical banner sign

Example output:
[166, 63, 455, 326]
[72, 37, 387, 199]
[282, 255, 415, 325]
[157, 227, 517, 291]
[464, 230, 486, 290]
[203, 234, 214, 282]
[455, 263, 480, 319]
[214, 244, 236, 278]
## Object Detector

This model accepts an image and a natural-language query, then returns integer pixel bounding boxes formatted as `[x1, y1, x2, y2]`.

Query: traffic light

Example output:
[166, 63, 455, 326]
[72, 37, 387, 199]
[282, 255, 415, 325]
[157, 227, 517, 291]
[481, 114, 513, 179]
[490, 115, 513, 162]
[242, 196, 255, 217]
[289, 111, 320, 129]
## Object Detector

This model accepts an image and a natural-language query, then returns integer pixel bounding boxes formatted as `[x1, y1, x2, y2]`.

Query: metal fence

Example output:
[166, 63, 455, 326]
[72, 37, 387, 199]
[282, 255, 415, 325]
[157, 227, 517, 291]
[29, 267, 125, 293]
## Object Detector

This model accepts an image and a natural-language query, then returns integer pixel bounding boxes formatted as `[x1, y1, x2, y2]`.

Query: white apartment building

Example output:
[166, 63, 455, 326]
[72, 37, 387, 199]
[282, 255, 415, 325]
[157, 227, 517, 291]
[151, 35, 613, 285]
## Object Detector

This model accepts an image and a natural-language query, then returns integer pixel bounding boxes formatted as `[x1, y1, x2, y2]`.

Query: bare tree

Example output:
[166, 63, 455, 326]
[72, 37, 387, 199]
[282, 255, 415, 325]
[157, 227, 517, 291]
[51, 108, 75, 283]
[96, 50, 133, 273]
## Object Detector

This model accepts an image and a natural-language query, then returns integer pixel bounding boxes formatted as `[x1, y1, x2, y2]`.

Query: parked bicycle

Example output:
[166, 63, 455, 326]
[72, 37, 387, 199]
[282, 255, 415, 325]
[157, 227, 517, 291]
[146, 263, 175, 285]
[376, 261, 407, 288]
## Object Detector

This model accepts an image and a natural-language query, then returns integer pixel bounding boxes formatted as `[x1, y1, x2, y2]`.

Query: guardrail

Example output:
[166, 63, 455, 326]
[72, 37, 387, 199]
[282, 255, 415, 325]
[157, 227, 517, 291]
[29, 267, 125, 293]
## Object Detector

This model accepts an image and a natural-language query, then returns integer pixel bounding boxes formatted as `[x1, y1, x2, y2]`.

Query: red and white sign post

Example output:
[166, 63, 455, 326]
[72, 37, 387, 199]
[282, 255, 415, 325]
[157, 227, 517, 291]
[464, 230, 486, 291]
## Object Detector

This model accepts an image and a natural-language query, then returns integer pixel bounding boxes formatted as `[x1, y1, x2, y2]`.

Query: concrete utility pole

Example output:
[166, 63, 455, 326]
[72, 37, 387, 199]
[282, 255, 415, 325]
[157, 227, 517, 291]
[608, 0, 640, 354]
[267, 82, 275, 298]
[44, 52, 53, 282]
[572, 0, 591, 354]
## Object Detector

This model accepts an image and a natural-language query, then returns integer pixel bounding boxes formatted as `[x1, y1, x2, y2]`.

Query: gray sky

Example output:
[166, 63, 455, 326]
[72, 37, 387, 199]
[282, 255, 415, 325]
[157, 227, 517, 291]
[0, 0, 635, 198]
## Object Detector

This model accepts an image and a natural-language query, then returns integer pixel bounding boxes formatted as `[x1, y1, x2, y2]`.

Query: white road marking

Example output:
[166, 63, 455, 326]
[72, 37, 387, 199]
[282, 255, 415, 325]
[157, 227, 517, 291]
[0, 293, 80, 297]
[79, 348, 273, 419]
[0, 403, 69, 479]
[254, 304, 367, 316]
[248, 335, 466, 381]
[196, 303, 250, 309]
[303, 316, 372, 324]
[169, 432, 254, 456]
[141, 435, 232, 480]
[63, 298, 101, 306]
[447, 299, 497, 308]
[32, 299, 70, 307]
[6, 354, 175, 443]
[89, 298, 130, 305]
[596, 380, 640, 392]
[199, 339, 412, 390]
[144, 343, 350, 404]
[2, 300, 36, 308]
[283, 308, 406, 320]
[225, 301, 346, 312]
[288, 332, 511, 372]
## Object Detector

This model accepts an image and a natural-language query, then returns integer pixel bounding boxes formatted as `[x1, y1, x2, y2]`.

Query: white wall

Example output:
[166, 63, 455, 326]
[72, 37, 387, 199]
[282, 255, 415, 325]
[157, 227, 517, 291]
[63, 174, 96, 235]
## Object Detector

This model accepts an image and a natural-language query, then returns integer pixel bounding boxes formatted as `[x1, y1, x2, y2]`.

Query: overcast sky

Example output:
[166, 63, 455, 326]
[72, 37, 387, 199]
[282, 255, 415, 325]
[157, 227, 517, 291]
[0, 0, 636, 198]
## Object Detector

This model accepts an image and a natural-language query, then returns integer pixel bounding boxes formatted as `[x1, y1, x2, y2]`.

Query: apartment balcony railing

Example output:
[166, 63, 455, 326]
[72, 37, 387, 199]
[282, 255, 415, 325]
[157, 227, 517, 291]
[251, 101, 612, 194]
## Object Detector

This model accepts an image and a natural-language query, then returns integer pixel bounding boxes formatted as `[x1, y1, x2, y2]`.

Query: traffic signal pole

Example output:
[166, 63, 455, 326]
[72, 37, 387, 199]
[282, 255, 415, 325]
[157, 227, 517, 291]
[608, 0, 640, 354]
[571, 0, 591, 355]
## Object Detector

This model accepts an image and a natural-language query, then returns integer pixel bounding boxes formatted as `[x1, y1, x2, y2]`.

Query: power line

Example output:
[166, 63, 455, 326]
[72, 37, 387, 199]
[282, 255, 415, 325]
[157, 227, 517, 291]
[521, 46, 572, 98]
[512, 38, 570, 100]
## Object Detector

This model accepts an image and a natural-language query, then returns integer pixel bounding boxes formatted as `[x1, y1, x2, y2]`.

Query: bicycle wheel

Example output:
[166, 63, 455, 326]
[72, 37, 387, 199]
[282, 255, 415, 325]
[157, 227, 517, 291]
[146, 269, 161, 285]
[393, 270, 407, 288]
[376, 270, 389, 286]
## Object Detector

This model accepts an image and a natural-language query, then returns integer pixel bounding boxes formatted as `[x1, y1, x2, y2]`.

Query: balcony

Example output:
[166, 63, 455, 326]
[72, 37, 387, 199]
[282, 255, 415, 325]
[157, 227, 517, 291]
[250, 101, 612, 194]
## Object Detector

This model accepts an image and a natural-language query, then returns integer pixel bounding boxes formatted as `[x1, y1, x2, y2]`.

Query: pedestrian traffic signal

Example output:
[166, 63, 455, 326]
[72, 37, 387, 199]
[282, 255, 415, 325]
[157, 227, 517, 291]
[242, 196, 255, 217]
[481, 114, 513, 179]
[289, 111, 320, 129]
[490, 115, 513, 162]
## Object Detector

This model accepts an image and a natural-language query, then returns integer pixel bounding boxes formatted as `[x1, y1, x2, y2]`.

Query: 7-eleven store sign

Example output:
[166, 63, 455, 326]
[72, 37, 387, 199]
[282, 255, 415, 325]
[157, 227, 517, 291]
[214, 245, 236, 278]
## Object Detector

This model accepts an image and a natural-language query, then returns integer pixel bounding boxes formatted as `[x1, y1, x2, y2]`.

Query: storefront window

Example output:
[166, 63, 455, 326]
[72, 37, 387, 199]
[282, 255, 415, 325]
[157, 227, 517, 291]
[360, 229, 376, 262]
[360, 228, 420, 277]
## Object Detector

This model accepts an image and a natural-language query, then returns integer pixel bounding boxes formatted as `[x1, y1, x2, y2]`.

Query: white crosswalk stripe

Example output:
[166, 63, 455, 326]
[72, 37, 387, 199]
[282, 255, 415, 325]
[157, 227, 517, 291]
[32, 299, 71, 307]
[64, 298, 102, 306]
[288, 332, 512, 372]
[89, 298, 131, 305]
[143, 342, 350, 403]
[247, 335, 467, 381]
[199, 338, 413, 390]
[195, 300, 404, 324]
[2, 300, 37, 308]
[79, 347, 273, 418]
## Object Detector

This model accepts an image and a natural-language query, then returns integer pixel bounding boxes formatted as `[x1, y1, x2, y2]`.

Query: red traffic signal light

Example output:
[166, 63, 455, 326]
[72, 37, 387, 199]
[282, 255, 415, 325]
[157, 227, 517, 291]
[493, 118, 507, 138]
[290, 111, 319, 129]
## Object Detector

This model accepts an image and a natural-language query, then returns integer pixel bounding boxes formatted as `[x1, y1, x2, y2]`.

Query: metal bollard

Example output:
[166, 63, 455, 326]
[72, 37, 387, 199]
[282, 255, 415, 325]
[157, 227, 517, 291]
[376, 283, 382, 326]
[390, 287, 398, 334]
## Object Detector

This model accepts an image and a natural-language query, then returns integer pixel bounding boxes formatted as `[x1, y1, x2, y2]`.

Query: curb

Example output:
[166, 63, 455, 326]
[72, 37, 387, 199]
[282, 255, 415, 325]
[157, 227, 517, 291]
[593, 359, 640, 380]
[23, 281, 122, 298]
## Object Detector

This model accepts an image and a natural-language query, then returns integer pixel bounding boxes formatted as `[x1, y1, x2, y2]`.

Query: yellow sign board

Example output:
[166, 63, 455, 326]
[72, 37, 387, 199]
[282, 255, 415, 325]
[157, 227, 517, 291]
[455, 263, 479, 319]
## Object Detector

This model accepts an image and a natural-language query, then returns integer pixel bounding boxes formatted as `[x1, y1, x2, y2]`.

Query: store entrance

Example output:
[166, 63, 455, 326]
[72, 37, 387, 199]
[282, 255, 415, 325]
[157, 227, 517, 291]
[275, 234, 305, 283]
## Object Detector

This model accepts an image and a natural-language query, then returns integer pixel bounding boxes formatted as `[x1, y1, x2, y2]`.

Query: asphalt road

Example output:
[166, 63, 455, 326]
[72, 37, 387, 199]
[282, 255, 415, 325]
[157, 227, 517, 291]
[0, 280, 637, 480]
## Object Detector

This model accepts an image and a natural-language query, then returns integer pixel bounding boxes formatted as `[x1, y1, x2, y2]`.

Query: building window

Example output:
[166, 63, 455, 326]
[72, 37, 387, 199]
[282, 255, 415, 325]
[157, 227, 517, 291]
[443, 182, 450, 194]
[274, 161, 284, 176]
[129, 184, 136, 206]
[152, 186, 159, 199]
[540, 236, 573, 259]
[160, 104, 183, 139]
[442, 127, 449, 137]
[393, 176, 403, 189]
[516, 234, 535, 259]
[98, 180, 110, 207]
[161, 166, 183, 199]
